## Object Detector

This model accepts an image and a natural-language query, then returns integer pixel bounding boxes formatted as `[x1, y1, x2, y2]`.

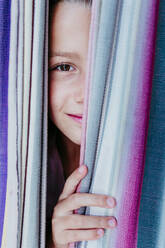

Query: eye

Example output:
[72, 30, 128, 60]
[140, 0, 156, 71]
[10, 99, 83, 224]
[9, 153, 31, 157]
[54, 64, 75, 72]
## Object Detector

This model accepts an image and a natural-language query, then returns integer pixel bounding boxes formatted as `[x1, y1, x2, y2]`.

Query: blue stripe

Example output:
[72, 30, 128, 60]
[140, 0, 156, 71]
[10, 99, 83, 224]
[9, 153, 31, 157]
[0, 0, 11, 246]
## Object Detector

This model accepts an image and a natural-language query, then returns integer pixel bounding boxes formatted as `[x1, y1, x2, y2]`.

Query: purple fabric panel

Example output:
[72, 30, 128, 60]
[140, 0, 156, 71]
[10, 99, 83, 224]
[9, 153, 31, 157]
[0, 0, 11, 245]
[116, 2, 158, 247]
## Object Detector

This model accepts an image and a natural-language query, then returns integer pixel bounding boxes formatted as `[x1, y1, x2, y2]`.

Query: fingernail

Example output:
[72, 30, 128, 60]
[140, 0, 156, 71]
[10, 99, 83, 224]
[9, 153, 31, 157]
[108, 218, 117, 228]
[107, 197, 115, 208]
[78, 165, 85, 174]
[97, 229, 104, 237]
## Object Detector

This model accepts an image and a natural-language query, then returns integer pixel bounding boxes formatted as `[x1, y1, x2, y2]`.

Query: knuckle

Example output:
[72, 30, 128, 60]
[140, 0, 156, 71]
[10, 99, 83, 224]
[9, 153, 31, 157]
[58, 194, 64, 202]
[95, 229, 104, 239]
[77, 215, 83, 226]
[92, 230, 99, 239]
[52, 219, 59, 239]
[52, 217, 63, 233]
[69, 193, 80, 204]
[54, 234, 66, 245]
[98, 217, 105, 227]
[53, 206, 58, 217]
[66, 231, 76, 243]
[52, 216, 59, 227]
[64, 177, 77, 193]
[52, 223, 61, 244]
[101, 195, 108, 206]
[52, 217, 56, 226]
[65, 170, 77, 185]
[70, 194, 77, 204]
[92, 194, 105, 206]
[64, 177, 70, 188]
[105, 216, 111, 224]
[53, 204, 61, 217]
[64, 215, 72, 226]
[94, 195, 103, 206]
[52, 220, 67, 245]
[72, 231, 81, 241]
[75, 192, 81, 199]
[67, 215, 83, 227]
[85, 229, 99, 240]
[57, 237, 66, 245]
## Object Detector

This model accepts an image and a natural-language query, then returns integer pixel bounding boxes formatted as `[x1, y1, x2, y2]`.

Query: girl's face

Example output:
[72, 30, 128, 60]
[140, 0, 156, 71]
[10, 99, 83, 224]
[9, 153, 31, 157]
[49, 2, 91, 145]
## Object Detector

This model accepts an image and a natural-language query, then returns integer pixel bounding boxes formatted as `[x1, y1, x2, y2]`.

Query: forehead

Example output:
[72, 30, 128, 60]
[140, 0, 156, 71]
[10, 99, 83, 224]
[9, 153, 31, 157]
[49, 2, 91, 57]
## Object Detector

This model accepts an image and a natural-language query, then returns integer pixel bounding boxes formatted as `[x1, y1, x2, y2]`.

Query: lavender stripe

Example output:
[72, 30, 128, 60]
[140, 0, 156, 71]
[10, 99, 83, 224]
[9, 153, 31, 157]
[0, 0, 11, 246]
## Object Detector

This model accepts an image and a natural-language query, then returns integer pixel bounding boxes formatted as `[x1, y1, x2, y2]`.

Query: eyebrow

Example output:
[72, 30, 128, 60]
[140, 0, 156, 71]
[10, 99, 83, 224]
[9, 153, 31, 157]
[49, 51, 81, 60]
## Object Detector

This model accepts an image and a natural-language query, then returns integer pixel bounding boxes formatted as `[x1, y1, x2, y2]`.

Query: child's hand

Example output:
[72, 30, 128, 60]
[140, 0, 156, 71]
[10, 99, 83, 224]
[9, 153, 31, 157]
[51, 165, 117, 248]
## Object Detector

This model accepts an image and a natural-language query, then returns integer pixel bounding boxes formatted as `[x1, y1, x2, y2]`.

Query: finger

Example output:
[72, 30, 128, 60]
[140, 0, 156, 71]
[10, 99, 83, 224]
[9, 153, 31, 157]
[53, 215, 117, 230]
[59, 165, 88, 201]
[54, 193, 116, 216]
[63, 228, 105, 244]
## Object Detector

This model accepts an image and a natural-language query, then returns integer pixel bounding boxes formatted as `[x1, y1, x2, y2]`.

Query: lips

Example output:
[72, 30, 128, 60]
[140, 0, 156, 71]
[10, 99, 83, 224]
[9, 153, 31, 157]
[67, 114, 83, 124]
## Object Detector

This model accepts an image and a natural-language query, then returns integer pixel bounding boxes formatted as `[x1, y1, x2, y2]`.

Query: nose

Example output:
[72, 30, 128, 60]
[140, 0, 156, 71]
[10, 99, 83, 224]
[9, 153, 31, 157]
[73, 75, 85, 103]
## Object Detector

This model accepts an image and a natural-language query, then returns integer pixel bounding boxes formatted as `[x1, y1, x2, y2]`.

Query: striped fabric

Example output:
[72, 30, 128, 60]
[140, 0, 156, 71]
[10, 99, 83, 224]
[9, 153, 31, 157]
[0, 0, 165, 248]
[0, 0, 48, 247]
[78, 0, 162, 248]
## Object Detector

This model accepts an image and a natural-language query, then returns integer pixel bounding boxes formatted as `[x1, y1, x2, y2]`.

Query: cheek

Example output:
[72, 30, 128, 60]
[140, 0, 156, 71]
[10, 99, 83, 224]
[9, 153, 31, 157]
[48, 78, 69, 116]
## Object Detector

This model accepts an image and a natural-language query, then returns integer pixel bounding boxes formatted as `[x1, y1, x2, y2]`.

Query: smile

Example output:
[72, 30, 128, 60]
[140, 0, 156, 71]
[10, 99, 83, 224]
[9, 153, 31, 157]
[67, 114, 82, 124]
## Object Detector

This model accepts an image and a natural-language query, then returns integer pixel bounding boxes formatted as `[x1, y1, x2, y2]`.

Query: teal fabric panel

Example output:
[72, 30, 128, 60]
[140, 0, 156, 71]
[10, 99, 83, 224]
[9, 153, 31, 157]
[138, 0, 165, 247]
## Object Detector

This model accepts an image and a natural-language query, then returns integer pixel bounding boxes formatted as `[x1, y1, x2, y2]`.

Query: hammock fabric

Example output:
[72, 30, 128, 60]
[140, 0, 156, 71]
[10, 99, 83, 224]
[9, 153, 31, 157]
[0, 0, 48, 247]
[0, 0, 165, 248]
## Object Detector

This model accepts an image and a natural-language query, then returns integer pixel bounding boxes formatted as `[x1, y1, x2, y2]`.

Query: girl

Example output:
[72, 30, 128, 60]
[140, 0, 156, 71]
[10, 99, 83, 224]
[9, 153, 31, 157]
[48, 0, 117, 247]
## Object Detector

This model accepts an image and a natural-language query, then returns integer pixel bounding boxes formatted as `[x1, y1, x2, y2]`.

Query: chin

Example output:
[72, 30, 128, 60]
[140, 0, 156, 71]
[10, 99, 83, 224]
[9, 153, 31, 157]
[56, 123, 82, 145]
[70, 135, 81, 146]
[64, 127, 81, 146]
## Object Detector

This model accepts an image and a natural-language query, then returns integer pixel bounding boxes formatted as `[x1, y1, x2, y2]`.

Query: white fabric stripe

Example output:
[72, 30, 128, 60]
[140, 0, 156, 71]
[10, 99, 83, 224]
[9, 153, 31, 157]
[3, 0, 19, 247]
[20, 0, 34, 245]
[16, 0, 25, 245]
[22, 0, 33, 206]
[21, 0, 47, 247]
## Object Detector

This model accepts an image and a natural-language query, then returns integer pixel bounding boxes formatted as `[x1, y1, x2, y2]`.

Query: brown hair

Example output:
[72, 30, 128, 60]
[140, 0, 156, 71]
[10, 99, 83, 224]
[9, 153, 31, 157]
[50, 0, 92, 8]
